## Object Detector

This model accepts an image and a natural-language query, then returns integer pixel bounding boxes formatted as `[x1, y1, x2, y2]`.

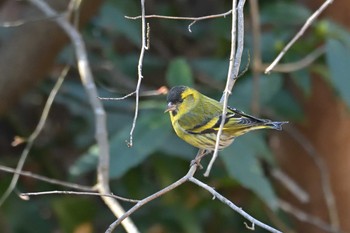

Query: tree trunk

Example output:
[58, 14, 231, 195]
[274, 1, 350, 232]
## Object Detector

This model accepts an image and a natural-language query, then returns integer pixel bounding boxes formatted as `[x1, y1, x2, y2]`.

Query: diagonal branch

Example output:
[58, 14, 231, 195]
[265, 0, 333, 74]
[190, 177, 282, 233]
[106, 165, 198, 233]
[260, 46, 325, 73]
[0, 66, 68, 207]
[285, 127, 339, 231]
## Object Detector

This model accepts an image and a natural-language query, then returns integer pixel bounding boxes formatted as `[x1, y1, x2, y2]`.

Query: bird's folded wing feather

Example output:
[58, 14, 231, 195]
[183, 106, 270, 135]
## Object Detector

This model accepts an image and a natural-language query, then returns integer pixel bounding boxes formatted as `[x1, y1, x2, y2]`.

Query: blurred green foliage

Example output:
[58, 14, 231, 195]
[2, 0, 350, 232]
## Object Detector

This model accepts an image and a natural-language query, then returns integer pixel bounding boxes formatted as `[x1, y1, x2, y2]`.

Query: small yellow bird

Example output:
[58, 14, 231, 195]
[165, 86, 287, 150]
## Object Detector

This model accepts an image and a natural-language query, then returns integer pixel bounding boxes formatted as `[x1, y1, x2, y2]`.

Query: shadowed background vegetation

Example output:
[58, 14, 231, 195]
[0, 0, 350, 232]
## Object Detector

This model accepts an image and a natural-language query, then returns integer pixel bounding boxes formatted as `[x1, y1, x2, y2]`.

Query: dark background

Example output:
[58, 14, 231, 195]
[0, 0, 350, 232]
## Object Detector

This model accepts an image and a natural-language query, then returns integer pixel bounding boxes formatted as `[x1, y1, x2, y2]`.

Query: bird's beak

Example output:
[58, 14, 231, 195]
[164, 102, 176, 113]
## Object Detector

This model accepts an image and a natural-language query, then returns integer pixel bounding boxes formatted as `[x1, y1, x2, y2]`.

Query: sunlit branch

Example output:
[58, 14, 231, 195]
[126, 0, 149, 148]
[204, 0, 246, 177]
[21, 190, 139, 203]
[125, 10, 232, 32]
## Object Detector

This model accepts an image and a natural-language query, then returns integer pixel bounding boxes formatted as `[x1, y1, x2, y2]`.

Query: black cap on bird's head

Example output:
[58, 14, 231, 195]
[167, 86, 187, 103]
[165, 86, 188, 113]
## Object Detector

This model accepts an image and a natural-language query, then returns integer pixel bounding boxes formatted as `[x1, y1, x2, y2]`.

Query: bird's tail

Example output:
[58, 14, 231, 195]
[264, 121, 288, 130]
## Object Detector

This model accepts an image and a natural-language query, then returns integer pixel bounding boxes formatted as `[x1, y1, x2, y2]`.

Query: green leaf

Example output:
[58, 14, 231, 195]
[326, 21, 350, 47]
[326, 38, 350, 108]
[69, 146, 98, 176]
[70, 111, 172, 178]
[109, 111, 171, 178]
[166, 58, 194, 87]
[221, 134, 277, 210]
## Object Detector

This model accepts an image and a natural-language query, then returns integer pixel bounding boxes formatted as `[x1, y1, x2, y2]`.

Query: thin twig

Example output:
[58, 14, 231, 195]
[125, 11, 232, 21]
[271, 168, 309, 204]
[204, 0, 247, 177]
[125, 10, 233, 32]
[146, 22, 150, 48]
[265, 0, 333, 74]
[0, 66, 69, 207]
[279, 199, 342, 233]
[0, 165, 93, 191]
[28, 1, 139, 232]
[230, 0, 246, 87]
[260, 46, 325, 73]
[98, 86, 167, 101]
[139, 86, 168, 96]
[68, 0, 82, 28]
[189, 177, 282, 233]
[285, 127, 339, 230]
[21, 190, 139, 203]
[98, 91, 136, 101]
[244, 222, 255, 230]
[0, 13, 67, 27]
[126, 0, 148, 148]
[264, 205, 295, 233]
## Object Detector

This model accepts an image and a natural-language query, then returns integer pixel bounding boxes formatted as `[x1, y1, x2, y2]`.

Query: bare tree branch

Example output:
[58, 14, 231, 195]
[125, 10, 233, 32]
[265, 0, 333, 74]
[260, 46, 325, 73]
[285, 127, 339, 231]
[279, 199, 341, 233]
[27, 0, 139, 232]
[126, 0, 148, 148]
[0, 13, 67, 27]
[0, 165, 93, 191]
[204, 0, 246, 177]
[271, 168, 309, 204]
[99, 91, 136, 101]
[189, 177, 282, 233]
[0, 66, 68, 207]
[20, 190, 139, 203]
[106, 165, 199, 233]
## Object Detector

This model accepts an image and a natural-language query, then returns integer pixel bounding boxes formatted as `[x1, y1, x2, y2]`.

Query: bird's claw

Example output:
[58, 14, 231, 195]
[190, 159, 203, 169]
